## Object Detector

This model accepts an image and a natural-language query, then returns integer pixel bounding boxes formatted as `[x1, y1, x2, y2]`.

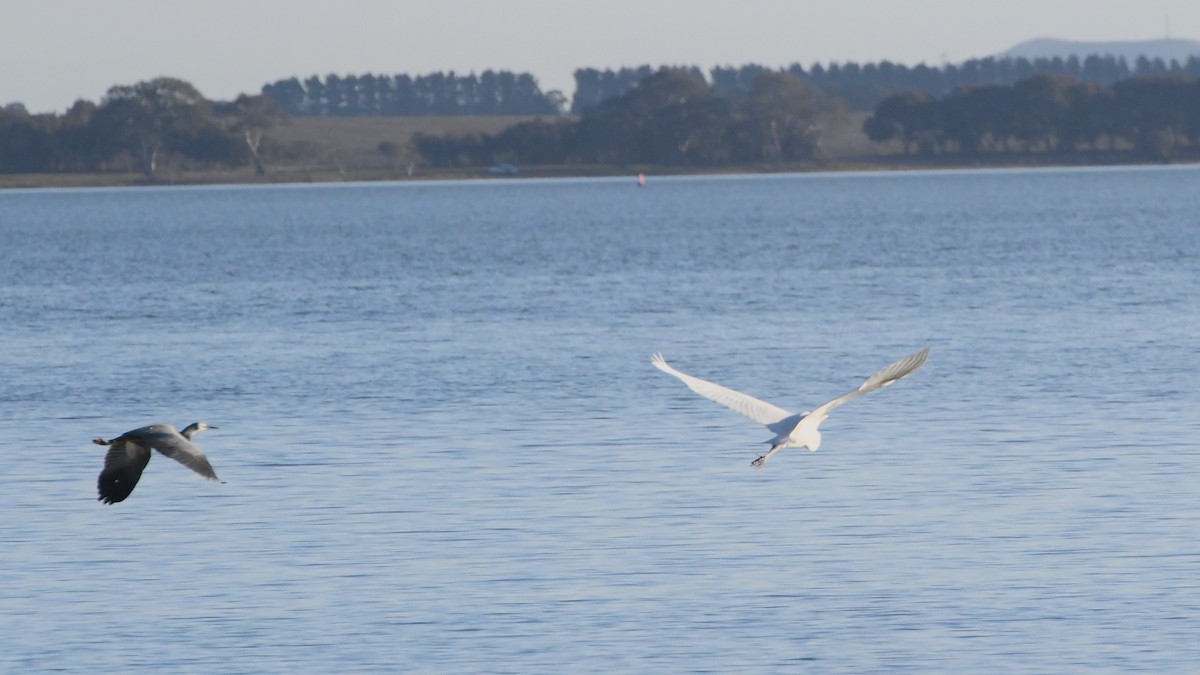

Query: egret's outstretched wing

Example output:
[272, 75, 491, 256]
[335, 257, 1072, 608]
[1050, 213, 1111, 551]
[98, 439, 152, 504]
[652, 353, 793, 426]
[810, 347, 930, 418]
[124, 425, 221, 482]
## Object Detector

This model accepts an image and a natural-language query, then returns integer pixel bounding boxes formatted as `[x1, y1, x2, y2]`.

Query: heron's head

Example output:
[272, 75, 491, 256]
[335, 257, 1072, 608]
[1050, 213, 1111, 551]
[181, 421, 217, 439]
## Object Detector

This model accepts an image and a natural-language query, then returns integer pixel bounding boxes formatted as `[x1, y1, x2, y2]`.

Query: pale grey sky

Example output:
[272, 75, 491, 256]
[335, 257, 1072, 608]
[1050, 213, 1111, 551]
[3, 0, 1198, 113]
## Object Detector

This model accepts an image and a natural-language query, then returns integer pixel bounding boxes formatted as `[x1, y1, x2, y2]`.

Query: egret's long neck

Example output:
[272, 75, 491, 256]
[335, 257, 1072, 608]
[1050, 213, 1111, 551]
[180, 424, 202, 440]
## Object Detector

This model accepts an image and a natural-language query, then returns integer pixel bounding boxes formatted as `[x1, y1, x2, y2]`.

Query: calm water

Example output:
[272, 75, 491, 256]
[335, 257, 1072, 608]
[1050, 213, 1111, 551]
[2, 167, 1198, 673]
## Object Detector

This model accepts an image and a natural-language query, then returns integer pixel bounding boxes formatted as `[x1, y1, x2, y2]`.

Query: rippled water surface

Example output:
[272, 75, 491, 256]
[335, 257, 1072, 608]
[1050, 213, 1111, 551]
[2, 168, 1199, 672]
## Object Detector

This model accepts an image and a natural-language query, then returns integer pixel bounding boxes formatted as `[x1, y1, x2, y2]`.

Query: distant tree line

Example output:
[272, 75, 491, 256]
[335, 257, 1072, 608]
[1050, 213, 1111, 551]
[261, 71, 565, 116]
[573, 55, 1200, 112]
[0, 78, 285, 176]
[4, 66, 1199, 177]
[414, 68, 833, 168]
[863, 73, 1200, 158]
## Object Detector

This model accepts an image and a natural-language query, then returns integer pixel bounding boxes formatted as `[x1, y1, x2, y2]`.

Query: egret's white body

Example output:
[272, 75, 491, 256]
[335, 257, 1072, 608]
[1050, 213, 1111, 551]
[92, 422, 221, 503]
[652, 348, 929, 467]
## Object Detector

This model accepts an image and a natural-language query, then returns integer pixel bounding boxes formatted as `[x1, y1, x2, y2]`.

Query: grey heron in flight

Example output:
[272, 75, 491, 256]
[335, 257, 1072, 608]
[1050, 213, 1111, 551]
[652, 348, 929, 467]
[92, 422, 222, 503]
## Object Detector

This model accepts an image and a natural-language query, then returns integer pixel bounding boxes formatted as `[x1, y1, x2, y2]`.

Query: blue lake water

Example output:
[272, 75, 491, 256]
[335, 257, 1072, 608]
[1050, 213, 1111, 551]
[1, 167, 1199, 672]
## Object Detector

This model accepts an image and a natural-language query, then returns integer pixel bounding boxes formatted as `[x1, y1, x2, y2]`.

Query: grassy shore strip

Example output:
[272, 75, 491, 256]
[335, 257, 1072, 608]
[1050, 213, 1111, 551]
[1, 152, 1194, 190]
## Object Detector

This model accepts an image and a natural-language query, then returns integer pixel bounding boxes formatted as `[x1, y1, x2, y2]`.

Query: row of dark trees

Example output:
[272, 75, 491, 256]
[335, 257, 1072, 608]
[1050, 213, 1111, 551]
[258, 54, 1200, 119]
[414, 69, 831, 168]
[573, 54, 1200, 112]
[863, 74, 1200, 158]
[261, 71, 564, 116]
[0, 78, 285, 176]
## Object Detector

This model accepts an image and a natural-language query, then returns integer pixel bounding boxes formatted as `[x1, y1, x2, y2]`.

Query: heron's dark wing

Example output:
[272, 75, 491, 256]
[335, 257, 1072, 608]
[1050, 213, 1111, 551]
[652, 353, 793, 426]
[810, 347, 930, 419]
[98, 439, 152, 504]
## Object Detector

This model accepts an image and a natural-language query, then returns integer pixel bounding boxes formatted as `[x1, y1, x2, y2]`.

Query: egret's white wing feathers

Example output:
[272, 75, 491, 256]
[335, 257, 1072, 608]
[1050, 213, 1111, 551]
[653, 347, 929, 468]
[809, 347, 930, 419]
[651, 353, 793, 426]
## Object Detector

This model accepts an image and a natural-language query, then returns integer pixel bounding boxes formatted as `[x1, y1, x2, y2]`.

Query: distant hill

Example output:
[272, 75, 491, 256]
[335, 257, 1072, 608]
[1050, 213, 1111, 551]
[999, 37, 1200, 64]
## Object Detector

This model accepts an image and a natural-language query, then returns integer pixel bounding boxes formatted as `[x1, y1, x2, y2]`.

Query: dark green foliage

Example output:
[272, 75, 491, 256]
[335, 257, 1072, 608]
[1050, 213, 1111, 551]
[862, 91, 940, 154]
[0, 78, 286, 176]
[864, 73, 1200, 157]
[0, 109, 56, 172]
[416, 68, 828, 168]
[94, 78, 219, 175]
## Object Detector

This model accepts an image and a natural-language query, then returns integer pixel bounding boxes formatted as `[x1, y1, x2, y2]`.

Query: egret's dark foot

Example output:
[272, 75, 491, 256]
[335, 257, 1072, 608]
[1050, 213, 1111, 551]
[751, 455, 767, 468]
[92, 437, 109, 446]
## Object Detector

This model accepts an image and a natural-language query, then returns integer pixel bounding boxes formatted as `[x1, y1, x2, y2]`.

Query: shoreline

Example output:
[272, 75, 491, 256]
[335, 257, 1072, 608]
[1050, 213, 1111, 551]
[1, 153, 1194, 190]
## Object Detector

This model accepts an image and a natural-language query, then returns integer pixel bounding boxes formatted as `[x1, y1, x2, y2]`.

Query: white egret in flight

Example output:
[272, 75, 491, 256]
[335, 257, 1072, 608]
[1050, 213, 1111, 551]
[652, 348, 929, 467]
[92, 422, 222, 503]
